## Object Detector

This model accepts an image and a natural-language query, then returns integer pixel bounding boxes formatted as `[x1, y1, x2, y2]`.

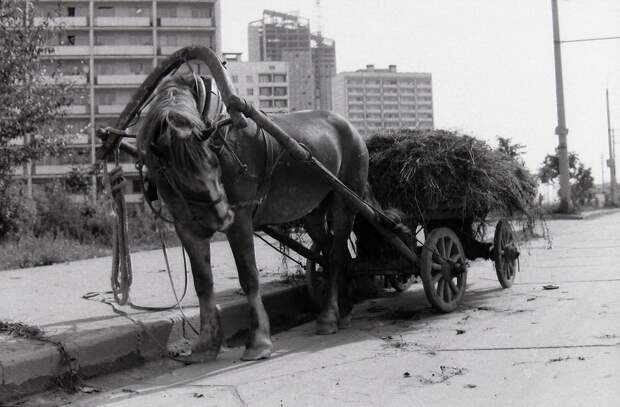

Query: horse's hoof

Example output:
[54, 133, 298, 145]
[241, 345, 272, 361]
[168, 349, 218, 365]
[338, 314, 352, 329]
[316, 320, 338, 335]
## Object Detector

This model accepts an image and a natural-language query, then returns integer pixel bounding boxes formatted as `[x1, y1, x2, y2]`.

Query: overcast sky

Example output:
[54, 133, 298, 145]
[221, 0, 620, 182]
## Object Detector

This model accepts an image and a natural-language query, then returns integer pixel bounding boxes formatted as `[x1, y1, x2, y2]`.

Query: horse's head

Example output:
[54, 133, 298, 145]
[138, 74, 234, 234]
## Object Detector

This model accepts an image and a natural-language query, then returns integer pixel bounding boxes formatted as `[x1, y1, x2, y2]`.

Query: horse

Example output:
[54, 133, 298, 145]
[137, 73, 369, 363]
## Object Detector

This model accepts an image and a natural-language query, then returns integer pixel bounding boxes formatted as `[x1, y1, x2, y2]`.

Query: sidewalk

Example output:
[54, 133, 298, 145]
[47, 211, 620, 407]
[0, 235, 311, 403]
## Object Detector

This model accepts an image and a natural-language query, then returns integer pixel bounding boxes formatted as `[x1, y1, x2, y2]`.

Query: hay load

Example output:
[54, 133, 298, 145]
[365, 129, 537, 226]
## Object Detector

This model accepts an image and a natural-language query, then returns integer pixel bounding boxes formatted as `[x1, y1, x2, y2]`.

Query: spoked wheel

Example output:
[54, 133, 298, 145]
[420, 227, 468, 313]
[494, 219, 519, 288]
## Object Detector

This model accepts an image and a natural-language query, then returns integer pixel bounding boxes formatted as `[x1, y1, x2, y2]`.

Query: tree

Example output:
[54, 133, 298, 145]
[496, 136, 526, 164]
[539, 152, 594, 207]
[0, 1, 78, 238]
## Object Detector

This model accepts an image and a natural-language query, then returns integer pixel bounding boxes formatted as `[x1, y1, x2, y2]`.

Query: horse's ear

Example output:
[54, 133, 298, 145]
[194, 74, 206, 116]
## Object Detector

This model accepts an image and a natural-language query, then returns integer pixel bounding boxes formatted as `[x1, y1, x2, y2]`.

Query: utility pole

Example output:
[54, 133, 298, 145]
[601, 153, 606, 193]
[606, 89, 617, 204]
[551, 0, 572, 212]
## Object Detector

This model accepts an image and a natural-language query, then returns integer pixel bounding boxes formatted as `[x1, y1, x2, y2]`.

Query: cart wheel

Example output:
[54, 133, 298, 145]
[494, 219, 519, 288]
[305, 243, 327, 310]
[420, 227, 468, 313]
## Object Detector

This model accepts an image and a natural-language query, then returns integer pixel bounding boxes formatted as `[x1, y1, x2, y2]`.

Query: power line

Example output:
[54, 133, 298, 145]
[561, 35, 620, 44]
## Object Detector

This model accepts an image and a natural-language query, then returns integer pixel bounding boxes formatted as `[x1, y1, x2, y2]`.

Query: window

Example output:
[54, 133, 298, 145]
[273, 87, 287, 96]
[246, 75, 253, 83]
[259, 87, 272, 96]
[66, 35, 75, 45]
[258, 74, 271, 83]
[273, 74, 286, 82]
[269, 65, 276, 70]
[97, 6, 113, 17]
[259, 100, 273, 108]
[67, 7, 75, 17]
[130, 62, 144, 75]
[274, 100, 287, 108]
[246, 88, 254, 96]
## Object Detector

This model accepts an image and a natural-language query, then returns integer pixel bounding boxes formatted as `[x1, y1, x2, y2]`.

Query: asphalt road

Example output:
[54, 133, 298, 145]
[15, 213, 620, 407]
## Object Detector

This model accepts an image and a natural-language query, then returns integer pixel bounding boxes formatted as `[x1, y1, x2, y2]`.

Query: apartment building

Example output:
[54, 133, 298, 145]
[224, 53, 290, 114]
[331, 65, 434, 137]
[248, 10, 336, 112]
[18, 0, 221, 201]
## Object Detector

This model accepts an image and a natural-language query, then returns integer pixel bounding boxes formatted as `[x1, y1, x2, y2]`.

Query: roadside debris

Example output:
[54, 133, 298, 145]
[464, 384, 477, 389]
[543, 284, 559, 290]
[456, 329, 466, 335]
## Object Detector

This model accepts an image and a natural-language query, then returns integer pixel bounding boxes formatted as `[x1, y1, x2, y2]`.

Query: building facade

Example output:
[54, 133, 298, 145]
[16, 0, 221, 201]
[248, 10, 335, 112]
[224, 53, 290, 114]
[331, 65, 434, 138]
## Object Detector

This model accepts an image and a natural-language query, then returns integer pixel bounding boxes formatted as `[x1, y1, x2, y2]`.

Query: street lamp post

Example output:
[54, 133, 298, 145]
[551, 0, 572, 212]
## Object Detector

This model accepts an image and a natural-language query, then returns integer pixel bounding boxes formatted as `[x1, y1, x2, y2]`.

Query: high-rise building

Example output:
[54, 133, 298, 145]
[223, 53, 291, 114]
[312, 35, 336, 112]
[15, 0, 221, 201]
[331, 65, 434, 138]
[248, 9, 335, 112]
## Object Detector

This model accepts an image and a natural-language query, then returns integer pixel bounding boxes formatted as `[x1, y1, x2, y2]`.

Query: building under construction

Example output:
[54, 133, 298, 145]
[248, 10, 336, 111]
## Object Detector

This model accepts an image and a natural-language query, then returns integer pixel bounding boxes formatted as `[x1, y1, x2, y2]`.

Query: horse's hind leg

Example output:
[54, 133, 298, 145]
[316, 194, 356, 334]
[173, 224, 223, 362]
[226, 209, 273, 361]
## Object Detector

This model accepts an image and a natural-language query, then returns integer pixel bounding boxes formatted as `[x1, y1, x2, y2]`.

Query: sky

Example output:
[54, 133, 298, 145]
[220, 0, 620, 183]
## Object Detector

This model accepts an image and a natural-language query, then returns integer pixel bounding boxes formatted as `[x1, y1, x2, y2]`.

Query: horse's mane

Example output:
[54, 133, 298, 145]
[138, 75, 216, 184]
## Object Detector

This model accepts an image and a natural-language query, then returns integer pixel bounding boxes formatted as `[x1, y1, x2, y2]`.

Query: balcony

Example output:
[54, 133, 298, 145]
[42, 75, 88, 85]
[34, 16, 88, 27]
[9, 137, 24, 146]
[126, 193, 144, 204]
[67, 133, 90, 144]
[94, 17, 151, 27]
[34, 164, 76, 175]
[94, 45, 153, 56]
[105, 163, 137, 174]
[97, 105, 125, 114]
[97, 74, 148, 85]
[159, 46, 182, 56]
[62, 105, 89, 115]
[51, 45, 90, 56]
[159, 17, 213, 27]
[11, 166, 25, 176]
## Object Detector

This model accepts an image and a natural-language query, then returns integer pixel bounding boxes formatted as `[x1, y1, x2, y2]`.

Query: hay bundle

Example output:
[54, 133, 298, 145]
[365, 129, 537, 225]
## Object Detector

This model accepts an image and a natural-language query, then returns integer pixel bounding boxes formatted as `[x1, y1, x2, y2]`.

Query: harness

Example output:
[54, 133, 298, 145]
[136, 108, 286, 224]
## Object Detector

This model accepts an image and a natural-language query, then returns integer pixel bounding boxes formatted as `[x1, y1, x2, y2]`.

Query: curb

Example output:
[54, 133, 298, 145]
[545, 208, 620, 220]
[0, 283, 312, 403]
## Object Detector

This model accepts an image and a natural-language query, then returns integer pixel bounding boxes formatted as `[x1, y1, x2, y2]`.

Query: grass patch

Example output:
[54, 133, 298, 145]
[0, 234, 111, 270]
[0, 321, 44, 339]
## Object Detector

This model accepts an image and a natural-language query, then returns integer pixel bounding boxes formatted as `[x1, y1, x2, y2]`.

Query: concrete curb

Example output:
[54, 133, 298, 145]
[544, 208, 620, 220]
[0, 284, 312, 403]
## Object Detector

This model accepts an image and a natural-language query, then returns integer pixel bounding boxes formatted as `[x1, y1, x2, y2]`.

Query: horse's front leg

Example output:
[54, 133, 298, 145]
[173, 224, 223, 363]
[226, 208, 273, 361]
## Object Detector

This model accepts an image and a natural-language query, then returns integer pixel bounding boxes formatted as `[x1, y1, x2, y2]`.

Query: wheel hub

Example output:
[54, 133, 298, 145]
[503, 244, 520, 261]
